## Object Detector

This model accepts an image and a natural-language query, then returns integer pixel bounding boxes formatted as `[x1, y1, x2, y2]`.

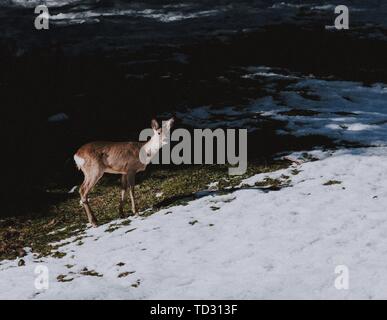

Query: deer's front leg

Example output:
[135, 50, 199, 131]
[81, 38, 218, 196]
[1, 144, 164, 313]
[127, 173, 137, 216]
[119, 174, 128, 218]
[129, 186, 137, 216]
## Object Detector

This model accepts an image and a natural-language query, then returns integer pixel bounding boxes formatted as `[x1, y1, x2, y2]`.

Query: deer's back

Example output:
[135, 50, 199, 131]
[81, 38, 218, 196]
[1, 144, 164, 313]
[75, 141, 146, 174]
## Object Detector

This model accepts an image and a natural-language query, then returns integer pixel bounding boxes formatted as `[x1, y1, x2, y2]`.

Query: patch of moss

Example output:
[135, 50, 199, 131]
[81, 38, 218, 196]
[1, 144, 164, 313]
[297, 90, 321, 101]
[372, 119, 387, 125]
[254, 177, 286, 188]
[80, 268, 103, 277]
[278, 109, 320, 117]
[341, 96, 354, 103]
[291, 169, 301, 175]
[301, 152, 319, 162]
[51, 251, 66, 259]
[105, 224, 121, 233]
[334, 111, 357, 116]
[118, 271, 135, 278]
[57, 274, 74, 282]
[323, 180, 342, 186]
[131, 279, 141, 288]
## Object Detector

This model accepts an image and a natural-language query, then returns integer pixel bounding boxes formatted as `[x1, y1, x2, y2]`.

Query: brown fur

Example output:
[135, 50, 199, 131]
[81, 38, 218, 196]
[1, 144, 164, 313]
[76, 141, 147, 174]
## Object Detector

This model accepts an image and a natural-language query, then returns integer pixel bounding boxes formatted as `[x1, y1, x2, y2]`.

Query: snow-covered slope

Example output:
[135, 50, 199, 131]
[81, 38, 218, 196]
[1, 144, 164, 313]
[1, 147, 387, 299]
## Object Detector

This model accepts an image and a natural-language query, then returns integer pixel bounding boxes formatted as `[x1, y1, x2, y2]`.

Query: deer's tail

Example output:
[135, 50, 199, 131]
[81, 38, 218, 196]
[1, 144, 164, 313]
[74, 154, 85, 170]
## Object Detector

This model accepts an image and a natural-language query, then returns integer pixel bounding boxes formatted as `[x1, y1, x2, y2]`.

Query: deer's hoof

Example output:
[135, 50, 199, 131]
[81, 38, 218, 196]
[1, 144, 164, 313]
[119, 212, 128, 219]
[89, 219, 98, 227]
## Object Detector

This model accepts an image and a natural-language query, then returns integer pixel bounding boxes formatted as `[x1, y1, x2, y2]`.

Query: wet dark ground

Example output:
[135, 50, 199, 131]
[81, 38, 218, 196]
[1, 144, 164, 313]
[1, 1, 387, 217]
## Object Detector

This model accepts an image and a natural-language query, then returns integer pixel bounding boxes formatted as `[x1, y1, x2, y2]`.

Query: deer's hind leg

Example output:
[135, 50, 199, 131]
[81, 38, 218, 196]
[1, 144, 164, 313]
[79, 164, 104, 227]
[119, 174, 128, 218]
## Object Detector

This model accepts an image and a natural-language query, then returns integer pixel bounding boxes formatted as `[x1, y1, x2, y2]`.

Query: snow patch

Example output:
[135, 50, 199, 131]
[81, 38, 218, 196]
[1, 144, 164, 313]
[48, 113, 69, 123]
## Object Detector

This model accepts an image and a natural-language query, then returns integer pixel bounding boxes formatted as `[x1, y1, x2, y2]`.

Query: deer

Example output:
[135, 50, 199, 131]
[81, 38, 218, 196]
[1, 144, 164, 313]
[74, 117, 174, 227]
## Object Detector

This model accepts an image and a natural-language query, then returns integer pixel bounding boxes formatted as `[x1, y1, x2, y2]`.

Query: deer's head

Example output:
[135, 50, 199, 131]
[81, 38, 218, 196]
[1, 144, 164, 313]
[151, 117, 175, 147]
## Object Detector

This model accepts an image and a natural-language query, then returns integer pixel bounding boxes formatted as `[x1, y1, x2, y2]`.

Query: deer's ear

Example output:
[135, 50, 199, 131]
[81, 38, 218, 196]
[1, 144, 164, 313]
[164, 117, 175, 130]
[151, 119, 160, 130]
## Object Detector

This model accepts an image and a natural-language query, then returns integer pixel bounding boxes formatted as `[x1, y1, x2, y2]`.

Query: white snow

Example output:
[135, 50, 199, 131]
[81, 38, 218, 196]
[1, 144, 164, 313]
[2, 0, 80, 8]
[207, 181, 219, 191]
[1, 67, 387, 299]
[242, 66, 301, 80]
[48, 112, 69, 123]
[311, 4, 336, 11]
[48, 8, 224, 25]
[68, 186, 77, 194]
[270, 2, 306, 9]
